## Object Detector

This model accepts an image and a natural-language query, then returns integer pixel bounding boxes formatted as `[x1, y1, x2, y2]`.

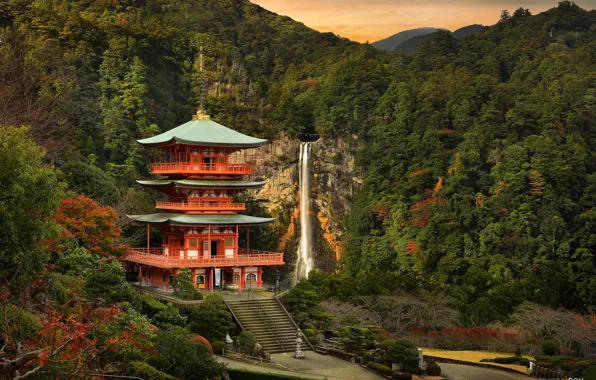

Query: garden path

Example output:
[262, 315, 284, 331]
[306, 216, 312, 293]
[441, 363, 530, 380]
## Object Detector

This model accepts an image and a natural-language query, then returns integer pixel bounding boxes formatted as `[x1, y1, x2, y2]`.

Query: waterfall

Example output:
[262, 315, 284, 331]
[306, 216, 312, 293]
[295, 142, 313, 281]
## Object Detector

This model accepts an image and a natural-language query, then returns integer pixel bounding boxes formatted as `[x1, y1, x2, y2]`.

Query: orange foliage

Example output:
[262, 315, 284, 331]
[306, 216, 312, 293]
[409, 197, 437, 227]
[188, 334, 213, 357]
[433, 177, 443, 194]
[303, 79, 319, 88]
[54, 195, 126, 257]
[440, 128, 456, 134]
[410, 170, 429, 177]
[405, 241, 419, 255]
[495, 180, 510, 196]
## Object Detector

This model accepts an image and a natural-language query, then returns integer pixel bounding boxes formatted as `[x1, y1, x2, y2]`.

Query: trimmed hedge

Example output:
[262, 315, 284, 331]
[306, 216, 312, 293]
[212, 341, 227, 354]
[493, 356, 523, 364]
[367, 362, 393, 376]
[426, 361, 441, 376]
[302, 328, 316, 337]
[127, 361, 180, 380]
[542, 340, 559, 356]
[363, 352, 372, 365]
[380, 339, 397, 350]
[391, 372, 412, 380]
[227, 368, 310, 379]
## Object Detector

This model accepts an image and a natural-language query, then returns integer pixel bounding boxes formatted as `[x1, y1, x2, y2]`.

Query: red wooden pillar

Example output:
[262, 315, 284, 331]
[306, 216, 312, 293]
[138, 265, 142, 288]
[240, 267, 245, 292]
[257, 267, 263, 289]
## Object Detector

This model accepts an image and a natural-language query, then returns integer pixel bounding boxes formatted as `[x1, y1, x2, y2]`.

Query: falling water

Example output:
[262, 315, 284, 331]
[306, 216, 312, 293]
[295, 142, 314, 281]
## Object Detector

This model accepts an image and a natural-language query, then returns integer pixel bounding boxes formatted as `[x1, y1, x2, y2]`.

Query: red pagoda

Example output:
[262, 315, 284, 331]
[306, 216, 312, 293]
[126, 110, 283, 292]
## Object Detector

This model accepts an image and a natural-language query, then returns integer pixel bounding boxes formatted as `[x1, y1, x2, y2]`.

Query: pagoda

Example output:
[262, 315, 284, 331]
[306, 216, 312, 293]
[125, 110, 284, 292]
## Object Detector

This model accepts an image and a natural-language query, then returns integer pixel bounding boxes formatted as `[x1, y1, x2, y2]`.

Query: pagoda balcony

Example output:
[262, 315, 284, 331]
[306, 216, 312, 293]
[155, 200, 246, 213]
[125, 247, 284, 268]
[150, 162, 252, 175]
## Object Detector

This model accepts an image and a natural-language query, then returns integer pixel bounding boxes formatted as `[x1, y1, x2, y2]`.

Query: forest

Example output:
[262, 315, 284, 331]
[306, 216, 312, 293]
[1, 0, 596, 377]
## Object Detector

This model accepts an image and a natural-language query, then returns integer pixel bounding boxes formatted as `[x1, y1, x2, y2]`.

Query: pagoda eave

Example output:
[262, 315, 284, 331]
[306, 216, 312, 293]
[127, 213, 275, 227]
[136, 179, 265, 190]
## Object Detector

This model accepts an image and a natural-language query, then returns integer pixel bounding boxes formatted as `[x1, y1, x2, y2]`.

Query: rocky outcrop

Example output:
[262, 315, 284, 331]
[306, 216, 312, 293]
[236, 134, 361, 277]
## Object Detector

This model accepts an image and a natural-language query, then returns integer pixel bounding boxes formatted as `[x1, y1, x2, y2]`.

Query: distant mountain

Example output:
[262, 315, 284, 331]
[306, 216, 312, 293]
[453, 24, 486, 38]
[394, 33, 436, 54]
[372, 27, 441, 51]
[394, 24, 486, 54]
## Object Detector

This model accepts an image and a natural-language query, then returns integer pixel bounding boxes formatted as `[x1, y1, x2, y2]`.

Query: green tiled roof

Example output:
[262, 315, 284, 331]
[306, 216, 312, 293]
[137, 119, 267, 148]
[137, 179, 265, 189]
[127, 213, 275, 226]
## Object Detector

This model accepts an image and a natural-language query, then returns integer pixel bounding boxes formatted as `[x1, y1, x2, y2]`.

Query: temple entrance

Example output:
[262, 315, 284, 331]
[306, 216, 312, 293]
[211, 240, 218, 257]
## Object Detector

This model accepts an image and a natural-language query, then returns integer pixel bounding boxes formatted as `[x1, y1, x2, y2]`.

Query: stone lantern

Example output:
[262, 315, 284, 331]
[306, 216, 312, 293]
[293, 329, 305, 359]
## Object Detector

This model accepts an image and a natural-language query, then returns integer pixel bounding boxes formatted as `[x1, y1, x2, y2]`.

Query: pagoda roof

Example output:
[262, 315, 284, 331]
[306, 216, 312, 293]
[127, 213, 275, 226]
[137, 179, 265, 189]
[137, 118, 267, 148]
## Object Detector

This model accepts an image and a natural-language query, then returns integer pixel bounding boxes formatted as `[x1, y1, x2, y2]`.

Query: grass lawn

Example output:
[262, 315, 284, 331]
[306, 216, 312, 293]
[422, 348, 534, 374]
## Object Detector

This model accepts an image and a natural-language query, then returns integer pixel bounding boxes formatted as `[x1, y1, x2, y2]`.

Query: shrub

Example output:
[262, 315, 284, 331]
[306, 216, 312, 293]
[426, 362, 441, 376]
[152, 306, 187, 328]
[493, 356, 523, 364]
[308, 336, 318, 346]
[0, 304, 40, 343]
[303, 322, 317, 332]
[543, 340, 559, 356]
[380, 339, 397, 350]
[302, 328, 316, 337]
[211, 341, 227, 354]
[363, 352, 372, 365]
[127, 361, 179, 380]
[239, 331, 257, 353]
[188, 294, 233, 342]
[367, 362, 393, 376]
[392, 372, 413, 380]
[188, 335, 213, 357]
[142, 296, 168, 317]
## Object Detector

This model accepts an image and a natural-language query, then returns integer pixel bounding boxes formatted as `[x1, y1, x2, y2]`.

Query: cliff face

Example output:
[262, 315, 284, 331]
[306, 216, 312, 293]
[238, 135, 361, 277]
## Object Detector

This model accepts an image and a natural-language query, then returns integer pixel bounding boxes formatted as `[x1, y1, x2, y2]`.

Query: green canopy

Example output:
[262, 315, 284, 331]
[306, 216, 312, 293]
[137, 118, 267, 148]
[127, 213, 275, 226]
[136, 179, 265, 189]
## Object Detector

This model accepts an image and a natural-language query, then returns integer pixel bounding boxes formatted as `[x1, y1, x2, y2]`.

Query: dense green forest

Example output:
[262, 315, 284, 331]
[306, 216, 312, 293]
[1, 0, 596, 376]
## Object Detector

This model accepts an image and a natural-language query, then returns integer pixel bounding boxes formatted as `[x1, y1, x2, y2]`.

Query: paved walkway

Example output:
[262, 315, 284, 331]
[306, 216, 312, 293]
[217, 352, 384, 380]
[441, 363, 530, 380]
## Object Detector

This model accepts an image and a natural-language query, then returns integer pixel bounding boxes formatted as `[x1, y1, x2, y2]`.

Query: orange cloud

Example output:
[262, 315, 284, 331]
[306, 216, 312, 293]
[252, 0, 596, 42]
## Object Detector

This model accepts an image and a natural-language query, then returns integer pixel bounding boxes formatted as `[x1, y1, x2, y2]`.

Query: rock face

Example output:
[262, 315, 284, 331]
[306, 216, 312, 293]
[237, 134, 361, 278]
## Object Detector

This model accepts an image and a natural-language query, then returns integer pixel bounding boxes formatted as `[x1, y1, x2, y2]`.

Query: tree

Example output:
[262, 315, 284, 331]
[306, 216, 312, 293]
[60, 161, 121, 206]
[149, 326, 224, 380]
[55, 195, 126, 257]
[0, 126, 63, 283]
[188, 294, 233, 342]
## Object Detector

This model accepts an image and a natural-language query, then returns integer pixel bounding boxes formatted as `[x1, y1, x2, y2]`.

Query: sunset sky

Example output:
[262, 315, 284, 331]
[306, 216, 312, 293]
[251, 0, 596, 42]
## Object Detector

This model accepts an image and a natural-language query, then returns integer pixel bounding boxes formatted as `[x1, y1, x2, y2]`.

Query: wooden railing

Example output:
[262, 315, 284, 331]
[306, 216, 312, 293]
[150, 162, 252, 175]
[126, 247, 283, 268]
[155, 200, 245, 212]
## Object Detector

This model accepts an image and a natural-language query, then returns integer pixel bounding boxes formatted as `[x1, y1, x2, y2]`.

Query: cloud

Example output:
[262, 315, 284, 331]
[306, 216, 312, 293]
[252, 0, 596, 42]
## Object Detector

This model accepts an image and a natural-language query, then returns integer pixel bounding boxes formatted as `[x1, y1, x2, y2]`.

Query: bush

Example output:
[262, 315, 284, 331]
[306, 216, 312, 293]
[0, 304, 40, 344]
[493, 356, 523, 364]
[302, 328, 316, 337]
[302, 322, 317, 332]
[307, 336, 318, 346]
[367, 362, 393, 376]
[426, 361, 441, 376]
[188, 294, 233, 342]
[542, 340, 559, 356]
[212, 341, 227, 354]
[127, 361, 179, 380]
[363, 352, 372, 365]
[152, 306, 187, 328]
[188, 335, 214, 357]
[142, 296, 168, 317]
[239, 331, 257, 353]
[392, 372, 413, 380]
[380, 339, 397, 350]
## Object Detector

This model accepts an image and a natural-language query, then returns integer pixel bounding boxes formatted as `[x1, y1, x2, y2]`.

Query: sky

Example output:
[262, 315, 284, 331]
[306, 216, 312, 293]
[251, 0, 596, 43]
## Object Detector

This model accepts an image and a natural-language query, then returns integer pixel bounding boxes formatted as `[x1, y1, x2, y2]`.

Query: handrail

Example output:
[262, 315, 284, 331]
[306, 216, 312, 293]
[150, 162, 252, 174]
[126, 248, 284, 268]
[275, 297, 315, 351]
[254, 296, 288, 353]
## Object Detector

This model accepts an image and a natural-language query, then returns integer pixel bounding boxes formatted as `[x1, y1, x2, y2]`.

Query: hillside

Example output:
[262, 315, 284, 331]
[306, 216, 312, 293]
[394, 24, 486, 53]
[1, 1, 596, 376]
[372, 27, 440, 51]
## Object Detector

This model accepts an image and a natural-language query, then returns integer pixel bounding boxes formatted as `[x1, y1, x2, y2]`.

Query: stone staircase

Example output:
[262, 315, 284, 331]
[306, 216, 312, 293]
[226, 298, 312, 354]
